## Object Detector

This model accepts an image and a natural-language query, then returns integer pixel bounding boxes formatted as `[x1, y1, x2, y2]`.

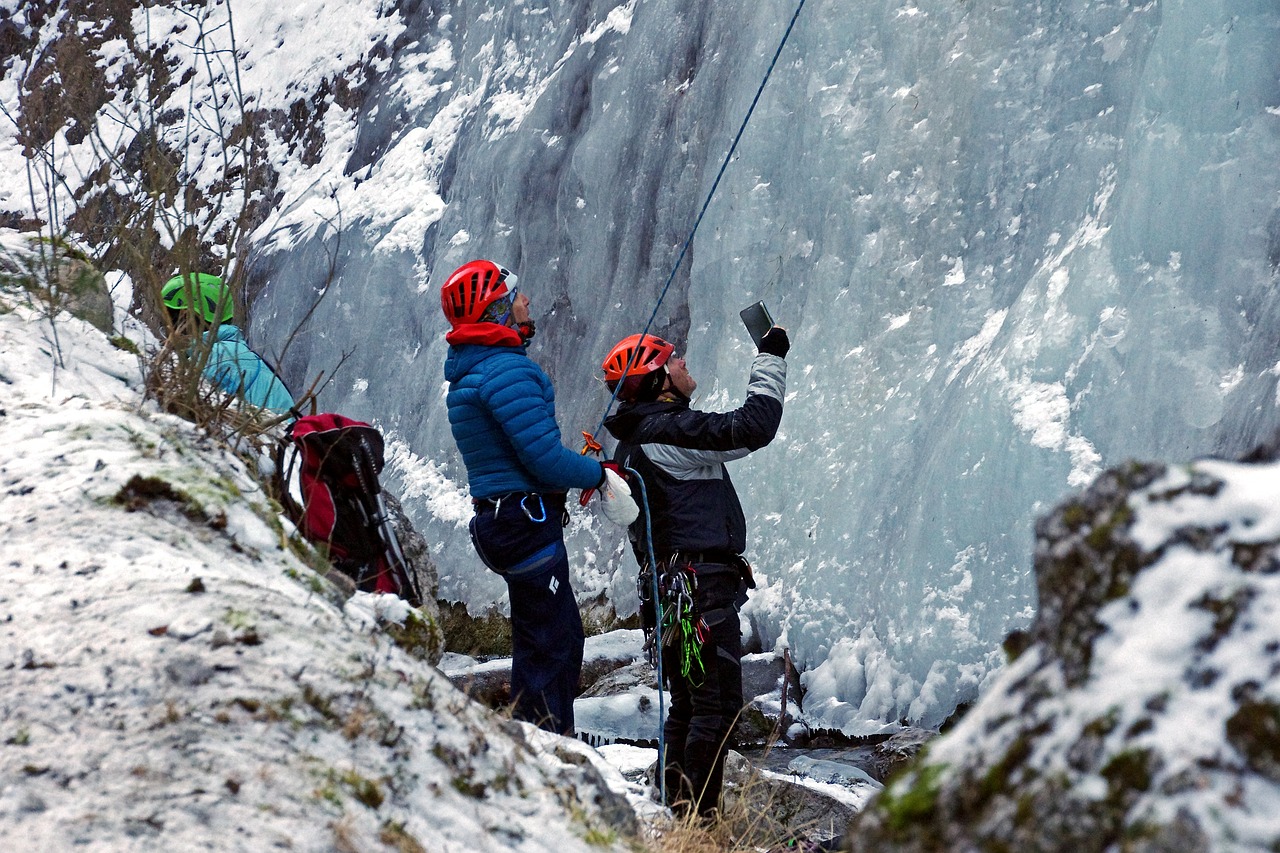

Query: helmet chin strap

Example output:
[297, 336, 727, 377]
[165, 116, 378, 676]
[656, 372, 689, 404]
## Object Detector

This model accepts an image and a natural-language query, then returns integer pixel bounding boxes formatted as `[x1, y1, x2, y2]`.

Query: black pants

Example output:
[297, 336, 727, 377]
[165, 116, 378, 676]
[469, 493, 583, 735]
[661, 567, 744, 817]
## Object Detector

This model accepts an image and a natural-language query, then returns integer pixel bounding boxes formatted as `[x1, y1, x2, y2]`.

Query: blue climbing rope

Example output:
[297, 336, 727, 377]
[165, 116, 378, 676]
[624, 466, 668, 806]
[587, 0, 810, 442]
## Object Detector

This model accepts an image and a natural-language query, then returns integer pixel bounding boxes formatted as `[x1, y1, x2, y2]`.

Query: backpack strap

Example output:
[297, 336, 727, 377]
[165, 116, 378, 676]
[274, 419, 306, 525]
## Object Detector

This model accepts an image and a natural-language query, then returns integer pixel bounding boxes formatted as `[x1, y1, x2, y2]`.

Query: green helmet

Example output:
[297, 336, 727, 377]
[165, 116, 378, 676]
[161, 272, 233, 323]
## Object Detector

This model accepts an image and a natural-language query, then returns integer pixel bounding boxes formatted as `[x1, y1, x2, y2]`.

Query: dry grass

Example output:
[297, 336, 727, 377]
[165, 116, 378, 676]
[631, 740, 842, 853]
[642, 769, 835, 852]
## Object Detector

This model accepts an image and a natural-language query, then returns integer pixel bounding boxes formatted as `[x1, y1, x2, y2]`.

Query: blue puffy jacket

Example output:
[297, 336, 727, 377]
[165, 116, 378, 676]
[444, 340, 602, 499]
[204, 325, 295, 413]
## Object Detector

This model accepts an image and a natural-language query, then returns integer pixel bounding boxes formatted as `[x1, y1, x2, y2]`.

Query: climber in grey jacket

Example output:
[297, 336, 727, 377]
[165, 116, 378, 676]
[600, 327, 788, 818]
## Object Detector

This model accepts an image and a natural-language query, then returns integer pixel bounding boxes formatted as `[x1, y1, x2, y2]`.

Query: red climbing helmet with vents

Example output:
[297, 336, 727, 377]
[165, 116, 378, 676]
[440, 260, 517, 328]
[602, 333, 677, 401]
[602, 333, 676, 382]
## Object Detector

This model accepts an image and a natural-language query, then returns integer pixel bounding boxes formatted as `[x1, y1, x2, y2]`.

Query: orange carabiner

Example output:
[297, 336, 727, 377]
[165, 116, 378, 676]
[580, 430, 603, 456]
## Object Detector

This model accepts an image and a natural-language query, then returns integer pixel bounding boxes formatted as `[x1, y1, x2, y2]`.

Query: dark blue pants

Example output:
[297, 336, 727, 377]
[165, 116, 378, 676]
[661, 568, 743, 817]
[469, 493, 584, 734]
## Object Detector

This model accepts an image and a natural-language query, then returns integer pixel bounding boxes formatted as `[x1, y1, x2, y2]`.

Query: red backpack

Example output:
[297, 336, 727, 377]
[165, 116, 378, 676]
[276, 413, 422, 605]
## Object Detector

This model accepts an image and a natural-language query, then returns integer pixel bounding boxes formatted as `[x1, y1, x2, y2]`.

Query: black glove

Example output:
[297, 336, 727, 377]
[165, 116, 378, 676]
[759, 326, 790, 358]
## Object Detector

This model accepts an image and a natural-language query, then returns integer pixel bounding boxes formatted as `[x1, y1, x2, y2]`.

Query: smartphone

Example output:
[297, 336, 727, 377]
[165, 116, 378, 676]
[739, 301, 774, 348]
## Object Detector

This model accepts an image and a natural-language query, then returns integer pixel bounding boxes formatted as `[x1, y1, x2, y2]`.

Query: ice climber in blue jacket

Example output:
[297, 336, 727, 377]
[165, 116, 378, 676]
[441, 258, 611, 735]
[161, 272, 295, 414]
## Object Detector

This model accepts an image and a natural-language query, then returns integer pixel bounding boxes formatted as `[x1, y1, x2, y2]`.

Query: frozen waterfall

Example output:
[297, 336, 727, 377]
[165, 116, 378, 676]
[248, 0, 1280, 734]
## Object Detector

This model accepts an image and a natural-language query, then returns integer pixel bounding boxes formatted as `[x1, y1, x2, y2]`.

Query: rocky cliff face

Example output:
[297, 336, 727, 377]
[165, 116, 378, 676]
[844, 459, 1280, 851]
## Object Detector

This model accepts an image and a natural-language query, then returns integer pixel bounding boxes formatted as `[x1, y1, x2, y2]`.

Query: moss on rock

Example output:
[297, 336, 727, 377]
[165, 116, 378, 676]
[1226, 699, 1280, 782]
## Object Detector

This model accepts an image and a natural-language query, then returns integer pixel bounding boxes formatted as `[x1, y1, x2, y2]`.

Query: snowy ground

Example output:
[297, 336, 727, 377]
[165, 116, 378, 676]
[0, 299, 649, 852]
[443, 631, 884, 821]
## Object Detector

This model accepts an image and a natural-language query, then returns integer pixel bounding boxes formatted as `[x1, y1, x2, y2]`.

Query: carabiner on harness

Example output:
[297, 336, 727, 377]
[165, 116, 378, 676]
[519, 493, 547, 523]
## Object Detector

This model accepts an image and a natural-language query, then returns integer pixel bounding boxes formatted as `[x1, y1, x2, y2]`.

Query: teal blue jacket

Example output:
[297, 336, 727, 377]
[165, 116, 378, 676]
[204, 325, 295, 413]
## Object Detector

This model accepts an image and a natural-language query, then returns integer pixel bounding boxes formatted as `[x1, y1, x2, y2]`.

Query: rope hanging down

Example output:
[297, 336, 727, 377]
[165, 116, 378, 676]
[586, 0, 810, 445]
[625, 467, 669, 804]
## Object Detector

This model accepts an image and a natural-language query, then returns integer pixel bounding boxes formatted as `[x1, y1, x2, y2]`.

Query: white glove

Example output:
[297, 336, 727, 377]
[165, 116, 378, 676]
[598, 468, 640, 526]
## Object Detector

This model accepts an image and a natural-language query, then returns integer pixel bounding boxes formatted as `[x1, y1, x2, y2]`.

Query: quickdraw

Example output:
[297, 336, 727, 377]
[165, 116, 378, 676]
[658, 563, 706, 683]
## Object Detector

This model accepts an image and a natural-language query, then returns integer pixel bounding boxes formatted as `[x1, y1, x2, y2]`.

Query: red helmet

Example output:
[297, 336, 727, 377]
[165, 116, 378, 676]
[602, 334, 676, 403]
[441, 259, 515, 327]
[602, 334, 675, 381]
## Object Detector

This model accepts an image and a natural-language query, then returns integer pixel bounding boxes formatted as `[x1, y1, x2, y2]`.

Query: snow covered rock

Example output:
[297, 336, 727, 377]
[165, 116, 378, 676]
[737, 649, 804, 745]
[381, 489, 444, 660]
[844, 461, 1280, 851]
[575, 660, 663, 748]
[721, 750, 876, 849]
[0, 307, 638, 852]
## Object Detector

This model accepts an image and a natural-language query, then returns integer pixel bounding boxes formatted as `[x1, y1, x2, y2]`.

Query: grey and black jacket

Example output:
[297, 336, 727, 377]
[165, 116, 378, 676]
[602, 353, 786, 568]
